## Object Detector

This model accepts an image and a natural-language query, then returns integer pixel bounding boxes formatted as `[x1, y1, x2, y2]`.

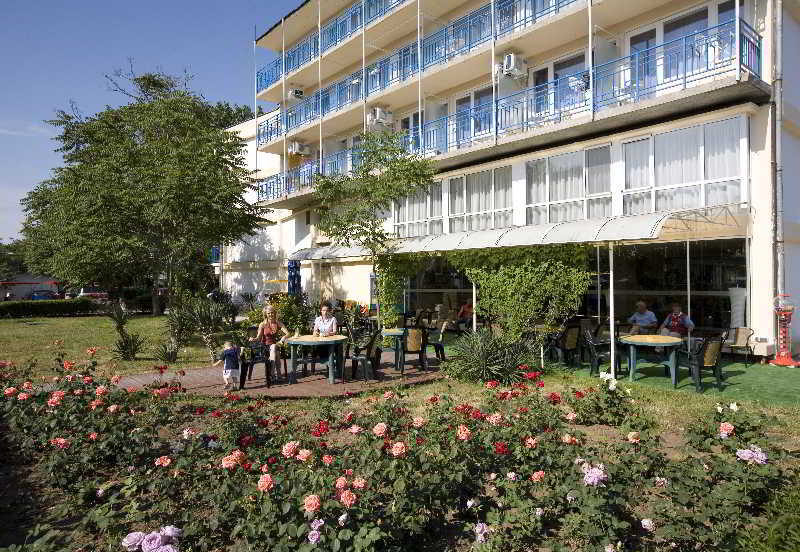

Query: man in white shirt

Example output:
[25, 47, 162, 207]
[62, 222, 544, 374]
[628, 301, 658, 334]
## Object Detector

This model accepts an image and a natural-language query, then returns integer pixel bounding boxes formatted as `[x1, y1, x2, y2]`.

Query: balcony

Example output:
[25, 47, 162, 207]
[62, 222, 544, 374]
[256, 0, 410, 96]
[412, 20, 765, 169]
[257, 149, 358, 207]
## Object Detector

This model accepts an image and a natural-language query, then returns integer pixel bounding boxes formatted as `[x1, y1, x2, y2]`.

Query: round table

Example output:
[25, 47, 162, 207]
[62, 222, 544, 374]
[619, 334, 683, 388]
[286, 335, 348, 384]
[382, 328, 406, 373]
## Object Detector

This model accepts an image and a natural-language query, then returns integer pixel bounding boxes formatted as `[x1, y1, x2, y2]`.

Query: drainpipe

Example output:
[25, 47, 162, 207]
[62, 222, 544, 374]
[773, 0, 785, 343]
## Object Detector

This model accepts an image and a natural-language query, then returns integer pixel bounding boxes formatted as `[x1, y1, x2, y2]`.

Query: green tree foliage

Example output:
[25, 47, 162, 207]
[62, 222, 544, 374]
[445, 243, 589, 272]
[21, 71, 267, 310]
[466, 260, 591, 343]
[313, 132, 435, 260]
[0, 239, 26, 282]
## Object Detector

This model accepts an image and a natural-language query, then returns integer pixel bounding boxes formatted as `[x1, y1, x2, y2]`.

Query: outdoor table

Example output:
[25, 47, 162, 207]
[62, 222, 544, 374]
[382, 328, 406, 372]
[619, 334, 683, 387]
[286, 335, 348, 384]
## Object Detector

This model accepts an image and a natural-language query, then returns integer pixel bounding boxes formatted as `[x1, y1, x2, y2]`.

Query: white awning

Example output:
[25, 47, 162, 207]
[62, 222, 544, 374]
[288, 205, 748, 261]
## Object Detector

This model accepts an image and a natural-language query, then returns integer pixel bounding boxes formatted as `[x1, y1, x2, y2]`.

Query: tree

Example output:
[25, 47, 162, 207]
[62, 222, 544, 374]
[0, 239, 26, 282]
[21, 71, 268, 312]
[313, 131, 435, 321]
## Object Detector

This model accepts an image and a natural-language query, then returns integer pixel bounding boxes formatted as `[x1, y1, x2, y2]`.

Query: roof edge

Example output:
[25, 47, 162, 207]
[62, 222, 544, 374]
[256, 0, 311, 46]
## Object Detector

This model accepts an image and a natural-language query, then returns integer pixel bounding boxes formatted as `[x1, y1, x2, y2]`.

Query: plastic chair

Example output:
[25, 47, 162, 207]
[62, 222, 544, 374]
[583, 329, 623, 376]
[554, 326, 581, 367]
[680, 336, 725, 392]
[349, 330, 382, 381]
[403, 328, 429, 372]
[728, 327, 754, 367]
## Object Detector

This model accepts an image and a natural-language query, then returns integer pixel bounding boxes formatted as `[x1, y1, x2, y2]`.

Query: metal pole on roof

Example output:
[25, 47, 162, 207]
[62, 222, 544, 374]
[417, 0, 423, 151]
[686, 240, 691, 339]
[609, 243, 616, 379]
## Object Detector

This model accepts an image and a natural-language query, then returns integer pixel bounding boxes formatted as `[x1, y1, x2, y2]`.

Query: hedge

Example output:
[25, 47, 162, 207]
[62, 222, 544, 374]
[0, 297, 102, 318]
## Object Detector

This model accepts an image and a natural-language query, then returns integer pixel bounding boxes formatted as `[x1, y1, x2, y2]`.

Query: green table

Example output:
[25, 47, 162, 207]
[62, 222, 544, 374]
[619, 334, 682, 387]
[286, 334, 348, 384]
[382, 328, 406, 372]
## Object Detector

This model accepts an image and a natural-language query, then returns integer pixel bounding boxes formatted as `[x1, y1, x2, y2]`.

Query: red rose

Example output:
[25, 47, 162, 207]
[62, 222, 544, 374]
[493, 442, 510, 455]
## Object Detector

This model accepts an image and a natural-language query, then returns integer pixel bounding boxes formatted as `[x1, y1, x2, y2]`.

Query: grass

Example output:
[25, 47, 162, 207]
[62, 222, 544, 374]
[0, 315, 211, 376]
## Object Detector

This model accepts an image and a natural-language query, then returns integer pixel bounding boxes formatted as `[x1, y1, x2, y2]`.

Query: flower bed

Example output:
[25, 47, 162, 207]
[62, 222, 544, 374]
[0, 357, 794, 551]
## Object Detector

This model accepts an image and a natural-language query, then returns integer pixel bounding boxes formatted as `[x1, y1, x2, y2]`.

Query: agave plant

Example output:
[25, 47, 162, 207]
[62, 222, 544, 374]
[443, 329, 537, 384]
[187, 298, 227, 361]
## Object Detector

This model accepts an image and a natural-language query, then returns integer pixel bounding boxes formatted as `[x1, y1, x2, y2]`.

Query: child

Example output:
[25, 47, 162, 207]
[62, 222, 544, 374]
[213, 341, 240, 390]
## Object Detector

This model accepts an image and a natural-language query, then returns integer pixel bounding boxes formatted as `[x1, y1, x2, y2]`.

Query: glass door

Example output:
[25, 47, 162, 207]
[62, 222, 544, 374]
[663, 9, 709, 80]
[472, 87, 494, 138]
[630, 29, 657, 100]
[455, 96, 472, 147]
[553, 54, 585, 111]
[401, 112, 422, 152]
[531, 67, 550, 117]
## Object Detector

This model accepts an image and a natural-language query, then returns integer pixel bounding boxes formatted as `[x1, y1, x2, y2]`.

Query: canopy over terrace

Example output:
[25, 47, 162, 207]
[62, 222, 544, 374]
[290, 205, 750, 376]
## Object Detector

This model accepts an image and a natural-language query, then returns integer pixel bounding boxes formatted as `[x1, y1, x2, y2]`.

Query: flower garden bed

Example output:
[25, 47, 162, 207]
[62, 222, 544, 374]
[0, 353, 796, 552]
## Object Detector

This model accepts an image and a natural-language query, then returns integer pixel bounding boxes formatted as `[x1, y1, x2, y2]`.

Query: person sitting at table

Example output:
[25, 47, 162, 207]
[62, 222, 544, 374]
[656, 302, 694, 352]
[457, 301, 474, 328]
[313, 300, 338, 363]
[250, 304, 290, 382]
[627, 301, 658, 335]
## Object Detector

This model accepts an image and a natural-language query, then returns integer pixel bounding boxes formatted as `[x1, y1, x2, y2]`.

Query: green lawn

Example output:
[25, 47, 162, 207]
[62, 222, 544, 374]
[0, 315, 211, 376]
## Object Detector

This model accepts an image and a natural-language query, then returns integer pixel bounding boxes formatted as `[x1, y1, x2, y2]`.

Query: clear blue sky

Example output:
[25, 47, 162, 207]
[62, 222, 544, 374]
[0, 0, 303, 241]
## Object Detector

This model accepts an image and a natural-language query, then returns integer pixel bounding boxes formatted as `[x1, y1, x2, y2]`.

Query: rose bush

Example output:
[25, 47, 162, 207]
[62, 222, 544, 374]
[0, 353, 795, 552]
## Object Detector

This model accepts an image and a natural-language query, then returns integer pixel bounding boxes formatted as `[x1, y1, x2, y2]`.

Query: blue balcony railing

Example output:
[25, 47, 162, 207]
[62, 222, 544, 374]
[366, 45, 418, 96]
[495, 0, 579, 38]
[422, 5, 493, 70]
[257, 0, 409, 92]
[257, 112, 283, 145]
[257, 149, 359, 201]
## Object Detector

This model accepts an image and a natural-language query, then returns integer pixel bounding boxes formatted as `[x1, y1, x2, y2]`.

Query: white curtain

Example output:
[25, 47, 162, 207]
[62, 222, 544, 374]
[430, 182, 443, 217]
[494, 210, 513, 229]
[623, 192, 651, 215]
[429, 219, 444, 235]
[449, 177, 464, 215]
[527, 206, 547, 225]
[587, 146, 611, 195]
[549, 200, 584, 222]
[706, 180, 741, 206]
[705, 118, 740, 180]
[394, 200, 406, 223]
[655, 126, 702, 187]
[549, 151, 583, 201]
[494, 166, 512, 209]
[467, 213, 492, 230]
[449, 217, 466, 233]
[587, 197, 612, 219]
[624, 139, 650, 189]
[466, 170, 492, 213]
[408, 191, 426, 221]
[526, 159, 547, 204]
[655, 185, 701, 211]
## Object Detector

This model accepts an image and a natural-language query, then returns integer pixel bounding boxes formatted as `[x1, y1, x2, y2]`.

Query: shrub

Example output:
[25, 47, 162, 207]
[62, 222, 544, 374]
[273, 293, 315, 334]
[0, 297, 100, 318]
[443, 329, 538, 384]
[113, 332, 146, 361]
[153, 340, 179, 363]
[737, 485, 800, 551]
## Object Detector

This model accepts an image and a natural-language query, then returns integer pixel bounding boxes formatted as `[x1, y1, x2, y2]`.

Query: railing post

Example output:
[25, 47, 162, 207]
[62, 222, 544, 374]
[682, 36, 687, 90]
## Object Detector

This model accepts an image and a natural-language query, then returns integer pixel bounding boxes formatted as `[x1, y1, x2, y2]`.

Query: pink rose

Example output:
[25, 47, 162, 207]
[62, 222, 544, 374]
[88, 432, 99, 441]
[281, 441, 300, 458]
[486, 413, 503, 426]
[65, 375, 75, 382]
[22, 381, 33, 390]
[456, 425, 472, 441]
[47, 397, 62, 407]
[83, 376, 93, 384]
[411, 417, 425, 428]
[524, 436, 538, 449]
[719, 422, 735, 438]
[565, 412, 578, 422]
[347, 425, 363, 434]
[562, 434, 578, 445]
[372, 423, 388, 438]
[352, 477, 367, 490]
[390, 441, 408, 458]
[107, 404, 121, 414]
[344, 469, 354, 476]
[303, 494, 321, 513]
[339, 489, 357, 508]
[257, 474, 274, 492]
[89, 399, 104, 410]
[3, 387, 18, 397]
[530, 470, 545, 482]
[110, 375, 122, 385]
[627, 431, 640, 444]
[154, 456, 172, 467]
[73, 389, 84, 396]
[17, 392, 30, 401]
[295, 449, 313, 462]
[335, 476, 349, 490]
[383, 390, 395, 400]
[343, 411, 354, 423]
[260, 464, 269, 473]
[322, 455, 334, 466]
[95, 385, 108, 396]
[50, 437, 70, 449]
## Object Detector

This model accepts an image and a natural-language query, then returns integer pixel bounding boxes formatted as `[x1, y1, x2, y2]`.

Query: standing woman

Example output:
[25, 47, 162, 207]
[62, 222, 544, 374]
[251, 304, 290, 381]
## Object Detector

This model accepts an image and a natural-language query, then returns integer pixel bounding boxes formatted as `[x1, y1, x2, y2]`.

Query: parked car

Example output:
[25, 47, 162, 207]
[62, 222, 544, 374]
[77, 286, 109, 302]
[27, 289, 60, 301]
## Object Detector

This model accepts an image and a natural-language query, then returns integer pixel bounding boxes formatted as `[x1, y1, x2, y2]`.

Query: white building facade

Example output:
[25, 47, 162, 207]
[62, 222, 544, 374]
[219, 0, 800, 357]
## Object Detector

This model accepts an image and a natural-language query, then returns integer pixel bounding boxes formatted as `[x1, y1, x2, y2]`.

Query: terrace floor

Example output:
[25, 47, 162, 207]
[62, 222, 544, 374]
[118, 349, 444, 399]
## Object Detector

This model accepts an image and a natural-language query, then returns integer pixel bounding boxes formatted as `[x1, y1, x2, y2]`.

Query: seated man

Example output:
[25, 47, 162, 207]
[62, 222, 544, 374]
[628, 301, 658, 334]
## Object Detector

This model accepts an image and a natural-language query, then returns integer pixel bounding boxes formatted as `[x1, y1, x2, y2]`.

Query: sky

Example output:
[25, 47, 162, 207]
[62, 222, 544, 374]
[0, 0, 305, 241]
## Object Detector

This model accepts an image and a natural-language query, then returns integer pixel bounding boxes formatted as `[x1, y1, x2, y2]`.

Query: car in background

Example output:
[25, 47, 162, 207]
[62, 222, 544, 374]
[27, 289, 60, 301]
[77, 286, 109, 302]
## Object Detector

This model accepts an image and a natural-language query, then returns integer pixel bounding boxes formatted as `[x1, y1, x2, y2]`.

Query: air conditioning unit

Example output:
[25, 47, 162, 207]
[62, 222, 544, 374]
[367, 106, 393, 127]
[502, 53, 527, 79]
[288, 141, 311, 156]
[287, 88, 304, 101]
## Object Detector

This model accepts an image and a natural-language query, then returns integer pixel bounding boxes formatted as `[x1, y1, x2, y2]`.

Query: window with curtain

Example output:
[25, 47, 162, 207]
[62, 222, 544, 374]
[624, 139, 650, 189]
[549, 151, 583, 201]
[449, 167, 514, 232]
[394, 181, 443, 237]
[493, 166, 513, 229]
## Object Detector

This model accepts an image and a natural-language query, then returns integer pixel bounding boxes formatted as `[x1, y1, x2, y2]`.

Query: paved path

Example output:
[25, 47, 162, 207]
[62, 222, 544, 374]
[119, 349, 444, 399]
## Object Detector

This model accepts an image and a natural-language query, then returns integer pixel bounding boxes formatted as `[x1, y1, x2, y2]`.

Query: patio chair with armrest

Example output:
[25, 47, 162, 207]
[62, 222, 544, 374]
[402, 328, 430, 373]
[679, 335, 725, 392]
[583, 329, 624, 376]
[349, 330, 382, 381]
[727, 327, 754, 367]
[553, 326, 581, 367]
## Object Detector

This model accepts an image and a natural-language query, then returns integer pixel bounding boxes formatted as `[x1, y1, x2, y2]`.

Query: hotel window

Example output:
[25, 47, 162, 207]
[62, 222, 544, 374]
[622, 117, 742, 215]
[394, 182, 443, 238]
[525, 145, 612, 225]
[448, 167, 513, 232]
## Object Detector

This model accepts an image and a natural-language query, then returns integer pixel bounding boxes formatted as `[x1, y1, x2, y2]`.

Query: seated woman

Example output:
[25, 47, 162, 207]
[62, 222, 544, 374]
[627, 301, 658, 334]
[656, 302, 695, 352]
[250, 304, 289, 382]
[313, 300, 338, 363]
